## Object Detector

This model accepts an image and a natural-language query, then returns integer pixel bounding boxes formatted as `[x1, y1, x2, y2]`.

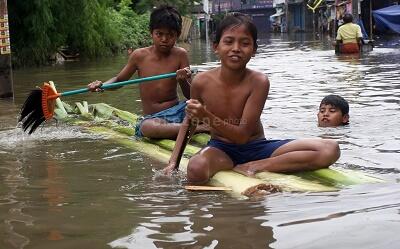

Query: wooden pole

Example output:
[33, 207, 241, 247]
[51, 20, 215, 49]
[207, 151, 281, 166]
[369, 0, 373, 39]
[170, 117, 194, 171]
[333, 0, 337, 38]
[352, 0, 359, 21]
[285, 0, 289, 33]
[312, 11, 316, 37]
[0, 0, 13, 99]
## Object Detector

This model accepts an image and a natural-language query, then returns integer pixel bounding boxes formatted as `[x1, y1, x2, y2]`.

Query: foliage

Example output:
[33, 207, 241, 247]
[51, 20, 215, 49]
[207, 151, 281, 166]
[7, 0, 199, 66]
[8, 0, 60, 66]
[8, 0, 150, 67]
[110, 0, 151, 50]
[132, 0, 200, 15]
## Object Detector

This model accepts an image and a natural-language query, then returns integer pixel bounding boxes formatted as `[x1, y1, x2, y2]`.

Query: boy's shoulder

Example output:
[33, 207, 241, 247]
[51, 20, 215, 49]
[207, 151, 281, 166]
[193, 68, 268, 87]
[130, 46, 152, 58]
[247, 69, 268, 80]
[235, 68, 268, 85]
[132, 46, 187, 58]
[170, 46, 188, 56]
[190, 69, 216, 91]
[193, 68, 218, 81]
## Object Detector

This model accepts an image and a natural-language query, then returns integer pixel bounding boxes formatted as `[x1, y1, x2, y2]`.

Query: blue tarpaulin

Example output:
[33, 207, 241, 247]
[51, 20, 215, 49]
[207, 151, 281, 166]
[373, 5, 400, 34]
[358, 20, 369, 38]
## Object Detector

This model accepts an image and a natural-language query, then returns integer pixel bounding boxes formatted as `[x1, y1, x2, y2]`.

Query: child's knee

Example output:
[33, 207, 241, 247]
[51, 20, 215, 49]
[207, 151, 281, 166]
[140, 120, 161, 137]
[322, 139, 341, 164]
[139, 121, 152, 136]
[187, 156, 210, 184]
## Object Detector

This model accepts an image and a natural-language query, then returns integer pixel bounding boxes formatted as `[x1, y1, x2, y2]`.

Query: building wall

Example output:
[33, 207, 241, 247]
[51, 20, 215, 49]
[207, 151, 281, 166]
[242, 8, 276, 33]
[211, 0, 275, 33]
[287, 1, 314, 32]
[0, 0, 13, 98]
[212, 0, 273, 13]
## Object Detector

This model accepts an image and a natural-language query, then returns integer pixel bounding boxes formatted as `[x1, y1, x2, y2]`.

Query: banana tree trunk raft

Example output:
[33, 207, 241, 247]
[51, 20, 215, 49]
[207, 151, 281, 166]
[49, 86, 383, 197]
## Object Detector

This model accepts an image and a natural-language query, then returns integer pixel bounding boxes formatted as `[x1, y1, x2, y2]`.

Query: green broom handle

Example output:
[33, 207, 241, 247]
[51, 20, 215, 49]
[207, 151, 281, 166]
[60, 71, 187, 97]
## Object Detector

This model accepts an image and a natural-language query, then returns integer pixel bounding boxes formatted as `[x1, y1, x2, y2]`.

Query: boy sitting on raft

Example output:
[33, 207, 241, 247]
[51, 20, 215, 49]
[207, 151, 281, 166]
[88, 5, 196, 139]
[165, 13, 341, 183]
[318, 94, 349, 127]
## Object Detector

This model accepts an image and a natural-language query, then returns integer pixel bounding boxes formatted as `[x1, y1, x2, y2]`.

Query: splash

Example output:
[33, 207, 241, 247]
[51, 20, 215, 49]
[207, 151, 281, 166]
[0, 125, 103, 149]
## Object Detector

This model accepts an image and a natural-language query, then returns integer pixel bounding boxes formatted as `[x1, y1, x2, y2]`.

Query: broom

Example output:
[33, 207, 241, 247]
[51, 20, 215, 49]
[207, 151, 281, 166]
[169, 117, 196, 170]
[18, 72, 182, 134]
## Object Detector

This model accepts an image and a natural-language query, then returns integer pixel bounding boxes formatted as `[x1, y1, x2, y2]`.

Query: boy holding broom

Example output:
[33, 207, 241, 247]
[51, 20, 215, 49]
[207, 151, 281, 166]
[88, 5, 194, 139]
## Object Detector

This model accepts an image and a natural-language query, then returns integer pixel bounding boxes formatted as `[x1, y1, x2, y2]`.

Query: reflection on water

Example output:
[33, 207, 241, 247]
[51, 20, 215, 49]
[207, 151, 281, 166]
[0, 35, 400, 248]
[110, 189, 275, 249]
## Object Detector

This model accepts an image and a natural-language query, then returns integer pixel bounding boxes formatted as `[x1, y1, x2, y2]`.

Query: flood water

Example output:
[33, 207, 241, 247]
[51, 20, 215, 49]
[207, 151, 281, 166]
[1, 34, 400, 249]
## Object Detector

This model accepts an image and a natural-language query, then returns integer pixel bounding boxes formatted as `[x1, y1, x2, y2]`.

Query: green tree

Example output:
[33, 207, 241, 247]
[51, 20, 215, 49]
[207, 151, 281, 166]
[9, 0, 132, 66]
[8, 0, 60, 66]
[59, 0, 119, 57]
[110, 0, 151, 49]
[133, 0, 199, 15]
[7, 0, 196, 66]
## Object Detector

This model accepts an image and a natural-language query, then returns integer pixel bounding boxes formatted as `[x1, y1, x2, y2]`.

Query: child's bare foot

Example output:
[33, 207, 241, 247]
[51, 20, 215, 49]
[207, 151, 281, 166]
[243, 183, 281, 197]
[233, 163, 257, 177]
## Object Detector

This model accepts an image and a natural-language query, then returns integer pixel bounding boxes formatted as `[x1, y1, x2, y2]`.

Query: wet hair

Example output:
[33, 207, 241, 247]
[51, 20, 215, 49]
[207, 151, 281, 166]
[214, 12, 258, 50]
[149, 5, 182, 36]
[320, 95, 349, 116]
[343, 13, 353, 24]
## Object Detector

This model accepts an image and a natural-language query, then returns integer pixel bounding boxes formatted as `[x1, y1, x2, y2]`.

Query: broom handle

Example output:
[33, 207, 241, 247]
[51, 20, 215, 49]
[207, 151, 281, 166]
[60, 72, 180, 97]
[169, 117, 194, 170]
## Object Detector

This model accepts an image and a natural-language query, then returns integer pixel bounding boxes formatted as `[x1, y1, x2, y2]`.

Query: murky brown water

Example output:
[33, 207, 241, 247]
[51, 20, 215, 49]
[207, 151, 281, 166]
[1, 34, 400, 249]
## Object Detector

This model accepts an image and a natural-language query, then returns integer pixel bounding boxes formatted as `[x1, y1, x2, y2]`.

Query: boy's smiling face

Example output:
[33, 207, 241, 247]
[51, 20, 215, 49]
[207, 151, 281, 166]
[214, 24, 256, 70]
[318, 104, 349, 127]
[151, 28, 178, 53]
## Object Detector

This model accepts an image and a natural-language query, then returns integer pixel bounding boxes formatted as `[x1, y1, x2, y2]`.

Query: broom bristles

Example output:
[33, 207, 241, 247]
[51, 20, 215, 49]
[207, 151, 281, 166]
[19, 89, 41, 121]
[19, 89, 46, 134]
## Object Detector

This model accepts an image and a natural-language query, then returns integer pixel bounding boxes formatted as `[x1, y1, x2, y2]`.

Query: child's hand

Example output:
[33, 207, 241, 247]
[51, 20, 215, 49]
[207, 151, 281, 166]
[176, 67, 191, 83]
[186, 99, 207, 120]
[162, 163, 176, 175]
[88, 80, 104, 92]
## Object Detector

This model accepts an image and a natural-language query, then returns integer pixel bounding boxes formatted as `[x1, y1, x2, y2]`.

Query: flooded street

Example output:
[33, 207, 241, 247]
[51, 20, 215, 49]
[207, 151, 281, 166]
[1, 34, 400, 249]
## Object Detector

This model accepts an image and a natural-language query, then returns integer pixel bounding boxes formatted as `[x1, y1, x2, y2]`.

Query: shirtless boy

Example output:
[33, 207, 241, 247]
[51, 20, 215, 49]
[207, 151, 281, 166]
[318, 94, 349, 127]
[88, 5, 192, 139]
[166, 13, 340, 183]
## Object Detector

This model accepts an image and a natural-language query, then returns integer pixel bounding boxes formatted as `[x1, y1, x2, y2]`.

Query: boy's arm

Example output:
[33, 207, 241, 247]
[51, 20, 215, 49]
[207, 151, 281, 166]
[176, 49, 191, 99]
[88, 50, 139, 91]
[187, 73, 269, 144]
[105, 50, 139, 84]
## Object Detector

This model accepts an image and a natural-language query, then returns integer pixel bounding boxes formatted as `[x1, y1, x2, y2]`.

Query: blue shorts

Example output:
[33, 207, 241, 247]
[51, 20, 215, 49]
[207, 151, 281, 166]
[134, 101, 186, 138]
[207, 138, 293, 165]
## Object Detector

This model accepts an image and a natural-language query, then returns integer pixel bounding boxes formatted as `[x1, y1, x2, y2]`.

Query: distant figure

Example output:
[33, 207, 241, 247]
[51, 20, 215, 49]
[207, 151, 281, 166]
[318, 95, 349, 127]
[165, 13, 340, 181]
[336, 13, 363, 54]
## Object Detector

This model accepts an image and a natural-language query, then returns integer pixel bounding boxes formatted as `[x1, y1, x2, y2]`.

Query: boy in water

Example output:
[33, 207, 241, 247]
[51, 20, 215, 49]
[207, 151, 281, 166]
[165, 13, 340, 183]
[88, 5, 192, 139]
[318, 94, 349, 127]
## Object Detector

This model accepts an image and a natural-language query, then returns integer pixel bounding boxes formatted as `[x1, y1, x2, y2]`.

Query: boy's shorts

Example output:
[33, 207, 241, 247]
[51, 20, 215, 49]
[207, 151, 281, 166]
[134, 101, 186, 138]
[207, 138, 293, 166]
